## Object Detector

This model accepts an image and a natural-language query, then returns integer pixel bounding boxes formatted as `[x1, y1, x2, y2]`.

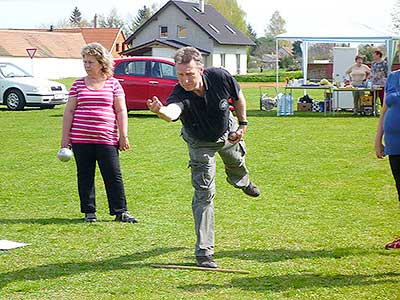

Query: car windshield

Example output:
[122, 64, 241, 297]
[0, 63, 32, 78]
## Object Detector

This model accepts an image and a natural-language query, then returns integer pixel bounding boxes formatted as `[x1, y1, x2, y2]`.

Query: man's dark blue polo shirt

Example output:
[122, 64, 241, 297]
[166, 67, 240, 142]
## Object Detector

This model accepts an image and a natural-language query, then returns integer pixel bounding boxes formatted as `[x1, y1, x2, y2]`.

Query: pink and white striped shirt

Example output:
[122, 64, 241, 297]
[68, 77, 125, 146]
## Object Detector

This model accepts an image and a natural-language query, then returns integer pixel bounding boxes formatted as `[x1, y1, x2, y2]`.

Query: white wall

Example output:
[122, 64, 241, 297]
[152, 47, 177, 59]
[211, 45, 248, 75]
[0, 57, 85, 79]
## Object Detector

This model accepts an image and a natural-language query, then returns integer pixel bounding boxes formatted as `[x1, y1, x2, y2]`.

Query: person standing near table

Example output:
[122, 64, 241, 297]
[61, 42, 138, 223]
[346, 55, 371, 115]
[370, 49, 388, 106]
[146, 46, 260, 268]
[375, 69, 400, 249]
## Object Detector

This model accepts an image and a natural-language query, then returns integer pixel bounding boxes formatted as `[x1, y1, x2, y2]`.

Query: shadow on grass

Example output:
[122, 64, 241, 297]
[217, 248, 393, 263]
[180, 272, 400, 293]
[0, 247, 184, 289]
[246, 110, 374, 119]
[50, 112, 158, 119]
[0, 108, 41, 112]
[128, 112, 158, 119]
[0, 218, 86, 225]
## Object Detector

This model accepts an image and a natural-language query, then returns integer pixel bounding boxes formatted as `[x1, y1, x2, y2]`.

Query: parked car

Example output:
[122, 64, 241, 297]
[114, 57, 178, 110]
[0, 62, 68, 110]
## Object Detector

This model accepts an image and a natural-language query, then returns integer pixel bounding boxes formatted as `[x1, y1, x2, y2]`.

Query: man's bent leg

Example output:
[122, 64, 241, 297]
[219, 140, 250, 188]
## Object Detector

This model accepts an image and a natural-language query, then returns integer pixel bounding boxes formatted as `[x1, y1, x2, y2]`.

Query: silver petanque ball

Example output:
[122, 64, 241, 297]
[57, 148, 73, 162]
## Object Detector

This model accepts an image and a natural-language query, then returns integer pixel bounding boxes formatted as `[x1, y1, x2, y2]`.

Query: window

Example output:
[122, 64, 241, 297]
[192, 6, 201, 13]
[116, 43, 120, 52]
[220, 54, 225, 68]
[177, 25, 187, 38]
[160, 26, 168, 38]
[236, 54, 241, 74]
[150, 61, 177, 80]
[114, 61, 146, 76]
[208, 24, 220, 34]
[160, 62, 177, 80]
[225, 25, 236, 35]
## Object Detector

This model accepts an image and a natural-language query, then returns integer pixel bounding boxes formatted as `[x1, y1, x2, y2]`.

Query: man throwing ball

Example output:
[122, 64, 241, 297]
[147, 47, 260, 268]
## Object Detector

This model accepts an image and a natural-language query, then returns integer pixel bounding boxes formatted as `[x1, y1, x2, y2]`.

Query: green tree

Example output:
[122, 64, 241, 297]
[265, 10, 286, 37]
[253, 36, 275, 58]
[206, 0, 247, 34]
[247, 23, 257, 41]
[69, 6, 82, 26]
[292, 41, 302, 58]
[98, 8, 125, 28]
[358, 44, 377, 63]
[128, 5, 155, 33]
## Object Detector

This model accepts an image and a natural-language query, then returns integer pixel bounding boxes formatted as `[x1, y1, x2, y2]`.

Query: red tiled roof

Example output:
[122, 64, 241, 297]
[0, 30, 85, 58]
[48, 28, 124, 50]
[0, 28, 125, 58]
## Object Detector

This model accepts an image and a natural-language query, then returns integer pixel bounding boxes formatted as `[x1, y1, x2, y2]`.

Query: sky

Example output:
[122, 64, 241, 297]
[0, 0, 397, 37]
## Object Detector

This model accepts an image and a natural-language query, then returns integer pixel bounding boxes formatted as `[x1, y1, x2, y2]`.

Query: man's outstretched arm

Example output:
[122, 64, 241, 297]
[147, 96, 182, 122]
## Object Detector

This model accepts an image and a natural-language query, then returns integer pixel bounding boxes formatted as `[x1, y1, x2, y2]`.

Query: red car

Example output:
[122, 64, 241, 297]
[114, 57, 178, 110]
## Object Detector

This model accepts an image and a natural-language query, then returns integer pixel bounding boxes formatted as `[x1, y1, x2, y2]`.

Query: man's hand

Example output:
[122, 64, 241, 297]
[147, 96, 163, 114]
[228, 125, 247, 144]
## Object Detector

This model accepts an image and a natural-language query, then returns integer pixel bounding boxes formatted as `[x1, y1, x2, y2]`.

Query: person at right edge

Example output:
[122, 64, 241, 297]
[375, 68, 400, 249]
[146, 47, 260, 268]
[370, 49, 388, 108]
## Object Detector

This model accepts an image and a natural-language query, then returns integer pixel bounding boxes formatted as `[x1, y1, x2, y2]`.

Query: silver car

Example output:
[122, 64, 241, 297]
[0, 62, 68, 110]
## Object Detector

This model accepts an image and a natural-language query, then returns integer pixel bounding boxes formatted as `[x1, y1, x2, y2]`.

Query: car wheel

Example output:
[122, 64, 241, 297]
[5, 89, 25, 110]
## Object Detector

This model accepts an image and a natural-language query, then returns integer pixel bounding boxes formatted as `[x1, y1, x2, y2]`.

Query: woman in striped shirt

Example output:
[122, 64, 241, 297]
[61, 43, 137, 223]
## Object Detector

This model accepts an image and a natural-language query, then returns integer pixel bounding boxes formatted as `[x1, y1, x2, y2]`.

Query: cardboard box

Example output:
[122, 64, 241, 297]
[360, 95, 373, 106]
[297, 103, 312, 111]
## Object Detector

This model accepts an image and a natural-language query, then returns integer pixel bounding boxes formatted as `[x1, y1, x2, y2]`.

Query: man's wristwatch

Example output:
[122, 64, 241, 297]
[238, 120, 248, 126]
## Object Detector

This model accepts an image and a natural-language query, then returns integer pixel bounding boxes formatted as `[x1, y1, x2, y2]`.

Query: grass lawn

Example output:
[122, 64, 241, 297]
[0, 85, 399, 299]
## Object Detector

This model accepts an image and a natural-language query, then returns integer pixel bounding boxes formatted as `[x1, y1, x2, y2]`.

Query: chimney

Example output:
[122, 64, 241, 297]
[199, 0, 204, 13]
[93, 14, 98, 28]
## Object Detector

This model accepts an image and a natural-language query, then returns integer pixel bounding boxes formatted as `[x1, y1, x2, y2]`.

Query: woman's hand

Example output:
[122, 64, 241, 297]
[119, 136, 130, 151]
[375, 141, 385, 159]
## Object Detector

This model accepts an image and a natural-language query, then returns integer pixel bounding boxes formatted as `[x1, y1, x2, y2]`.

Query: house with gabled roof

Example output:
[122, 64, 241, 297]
[0, 28, 126, 79]
[47, 27, 127, 58]
[123, 0, 255, 75]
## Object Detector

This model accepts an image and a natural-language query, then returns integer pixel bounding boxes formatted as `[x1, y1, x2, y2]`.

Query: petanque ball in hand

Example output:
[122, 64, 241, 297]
[228, 131, 237, 141]
[57, 148, 73, 162]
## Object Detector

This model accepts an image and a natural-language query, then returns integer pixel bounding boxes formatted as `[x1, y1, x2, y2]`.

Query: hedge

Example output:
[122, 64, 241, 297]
[234, 70, 303, 82]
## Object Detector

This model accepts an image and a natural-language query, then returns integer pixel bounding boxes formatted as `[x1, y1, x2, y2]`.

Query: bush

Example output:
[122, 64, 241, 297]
[235, 70, 303, 82]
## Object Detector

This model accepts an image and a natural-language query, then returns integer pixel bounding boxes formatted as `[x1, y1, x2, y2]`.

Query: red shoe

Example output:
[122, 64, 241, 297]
[385, 238, 400, 249]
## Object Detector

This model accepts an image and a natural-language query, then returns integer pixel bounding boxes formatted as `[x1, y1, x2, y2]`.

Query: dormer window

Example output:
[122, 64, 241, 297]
[160, 26, 168, 38]
[192, 6, 201, 13]
[225, 25, 236, 34]
[208, 24, 220, 34]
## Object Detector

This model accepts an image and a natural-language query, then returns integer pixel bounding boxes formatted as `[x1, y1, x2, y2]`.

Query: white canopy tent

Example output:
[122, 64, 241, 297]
[275, 23, 400, 92]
